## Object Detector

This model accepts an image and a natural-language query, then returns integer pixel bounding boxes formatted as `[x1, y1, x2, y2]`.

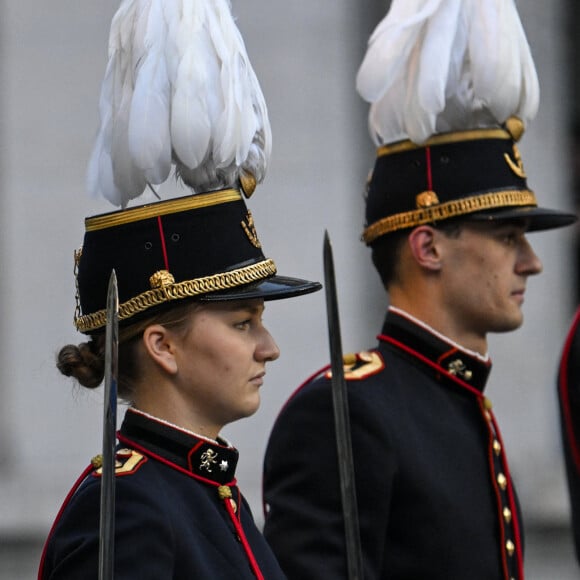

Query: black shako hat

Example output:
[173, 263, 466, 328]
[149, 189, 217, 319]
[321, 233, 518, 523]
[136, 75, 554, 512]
[356, 1, 577, 247]
[363, 119, 577, 245]
[75, 189, 321, 333]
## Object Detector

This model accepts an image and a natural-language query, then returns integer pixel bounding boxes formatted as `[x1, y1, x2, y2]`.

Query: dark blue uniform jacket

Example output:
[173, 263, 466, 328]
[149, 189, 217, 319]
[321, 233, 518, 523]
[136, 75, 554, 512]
[558, 306, 580, 563]
[263, 308, 524, 580]
[39, 408, 286, 579]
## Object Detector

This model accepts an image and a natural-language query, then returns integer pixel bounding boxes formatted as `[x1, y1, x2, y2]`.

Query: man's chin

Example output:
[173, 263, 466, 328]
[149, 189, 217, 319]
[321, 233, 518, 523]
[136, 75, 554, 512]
[490, 316, 524, 334]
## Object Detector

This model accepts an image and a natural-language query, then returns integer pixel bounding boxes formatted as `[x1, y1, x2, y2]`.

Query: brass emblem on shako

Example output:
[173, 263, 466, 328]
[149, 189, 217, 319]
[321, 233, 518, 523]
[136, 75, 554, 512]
[241, 211, 262, 248]
[416, 190, 440, 208]
[504, 143, 527, 179]
[149, 269, 175, 288]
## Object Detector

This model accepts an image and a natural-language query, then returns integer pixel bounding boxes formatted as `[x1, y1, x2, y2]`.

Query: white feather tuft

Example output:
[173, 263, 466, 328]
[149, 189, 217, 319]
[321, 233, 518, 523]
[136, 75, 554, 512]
[356, 0, 540, 146]
[87, 0, 271, 207]
[128, 0, 172, 185]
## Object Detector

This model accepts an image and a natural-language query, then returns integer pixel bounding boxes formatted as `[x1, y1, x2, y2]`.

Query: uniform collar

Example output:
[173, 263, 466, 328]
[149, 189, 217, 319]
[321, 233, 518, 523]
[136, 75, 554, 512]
[380, 307, 492, 392]
[120, 408, 239, 485]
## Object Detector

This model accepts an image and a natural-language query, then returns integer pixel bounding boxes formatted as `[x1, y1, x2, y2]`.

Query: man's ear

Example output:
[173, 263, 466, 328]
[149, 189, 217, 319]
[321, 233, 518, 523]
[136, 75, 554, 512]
[142, 324, 178, 375]
[407, 225, 443, 272]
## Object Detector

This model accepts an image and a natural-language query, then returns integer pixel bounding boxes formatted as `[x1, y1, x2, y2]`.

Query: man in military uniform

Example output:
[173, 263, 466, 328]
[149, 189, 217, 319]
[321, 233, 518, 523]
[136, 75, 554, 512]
[262, 2, 577, 578]
[558, 308, 580, 564]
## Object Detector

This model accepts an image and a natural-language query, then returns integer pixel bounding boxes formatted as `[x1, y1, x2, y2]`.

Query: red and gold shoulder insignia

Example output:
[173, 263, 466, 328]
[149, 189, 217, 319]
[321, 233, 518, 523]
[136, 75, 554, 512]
[325, 351, 385, 381]
[91, 448, 148, 478]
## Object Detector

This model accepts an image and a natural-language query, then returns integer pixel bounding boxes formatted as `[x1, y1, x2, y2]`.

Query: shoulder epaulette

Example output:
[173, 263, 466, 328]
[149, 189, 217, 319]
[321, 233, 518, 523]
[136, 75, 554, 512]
[325, 350, 385, 381]
[91, 448, 148, 477]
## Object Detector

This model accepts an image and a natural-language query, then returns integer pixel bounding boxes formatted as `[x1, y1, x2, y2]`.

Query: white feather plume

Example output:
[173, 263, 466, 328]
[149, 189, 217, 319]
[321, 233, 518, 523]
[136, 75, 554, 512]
[356, 0, 540, 146]
[87, 0, 271, 208]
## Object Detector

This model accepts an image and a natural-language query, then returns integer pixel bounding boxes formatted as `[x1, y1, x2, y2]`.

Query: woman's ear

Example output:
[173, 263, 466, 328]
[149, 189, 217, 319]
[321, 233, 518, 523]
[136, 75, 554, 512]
[407, 225, 443, 272]
[142, 324, 178, 375]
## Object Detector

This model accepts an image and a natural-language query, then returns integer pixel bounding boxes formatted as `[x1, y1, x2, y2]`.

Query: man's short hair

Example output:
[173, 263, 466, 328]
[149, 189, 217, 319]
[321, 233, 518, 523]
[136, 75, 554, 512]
[371, 220, 464, 290]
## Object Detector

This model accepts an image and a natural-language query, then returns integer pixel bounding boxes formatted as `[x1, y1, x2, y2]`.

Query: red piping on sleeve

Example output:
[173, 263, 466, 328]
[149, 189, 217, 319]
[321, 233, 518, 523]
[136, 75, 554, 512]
[558, 307, 580, 473]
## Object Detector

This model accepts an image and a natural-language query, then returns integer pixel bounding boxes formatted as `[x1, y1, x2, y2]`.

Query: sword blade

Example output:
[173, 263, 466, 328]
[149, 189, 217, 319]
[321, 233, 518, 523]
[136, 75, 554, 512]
[99, 270, 119, 580]
[323, 232, 364, 580]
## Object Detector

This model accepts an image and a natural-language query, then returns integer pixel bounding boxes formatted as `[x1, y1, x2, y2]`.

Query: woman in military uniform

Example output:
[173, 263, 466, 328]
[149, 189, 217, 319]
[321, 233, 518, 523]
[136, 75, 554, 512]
[38, 0, 320, 577]
[38, 191, 320, 580]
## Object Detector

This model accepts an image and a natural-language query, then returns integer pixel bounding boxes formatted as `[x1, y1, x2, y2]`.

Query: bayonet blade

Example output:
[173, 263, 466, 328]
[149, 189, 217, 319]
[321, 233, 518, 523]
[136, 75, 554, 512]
[323, 232, 364, 580]
[99, 270, 119, 580]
